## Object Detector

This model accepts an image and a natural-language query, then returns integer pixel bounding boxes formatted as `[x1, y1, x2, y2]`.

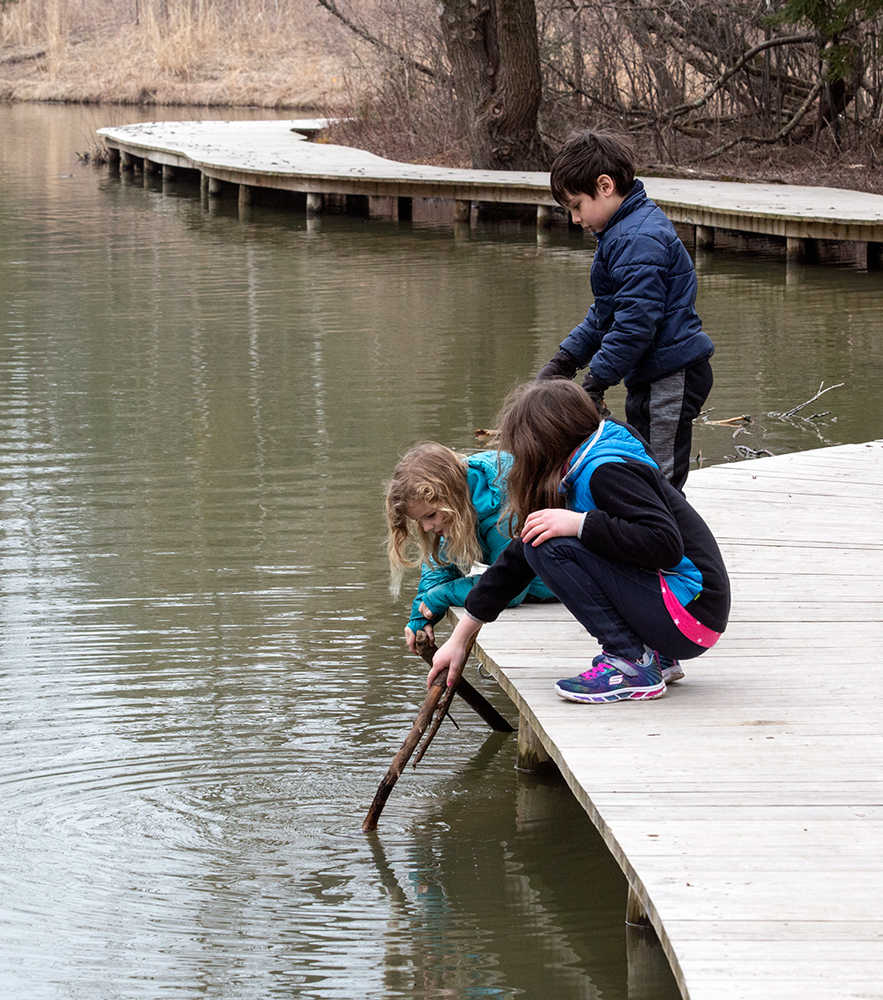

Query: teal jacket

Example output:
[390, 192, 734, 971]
[407, 451, 555, 634]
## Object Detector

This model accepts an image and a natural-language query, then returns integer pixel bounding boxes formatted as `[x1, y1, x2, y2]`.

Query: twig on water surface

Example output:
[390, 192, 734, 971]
[698, 409, 753, 426]
[734, 444, 776, 459]
[780, 381, 844, 419]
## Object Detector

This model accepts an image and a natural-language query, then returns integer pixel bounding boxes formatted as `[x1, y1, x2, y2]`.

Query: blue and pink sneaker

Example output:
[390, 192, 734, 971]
[555, 650, 666, 703]
[655, 652, 685, 684]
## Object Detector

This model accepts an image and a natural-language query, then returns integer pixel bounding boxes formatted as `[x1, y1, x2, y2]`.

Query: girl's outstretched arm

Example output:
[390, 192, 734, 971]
[428, 613, 484, 690]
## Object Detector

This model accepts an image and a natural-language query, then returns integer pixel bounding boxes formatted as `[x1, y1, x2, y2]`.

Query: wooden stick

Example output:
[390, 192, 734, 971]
[411, 636, 477, 768]
[413, 633, 513, 733]
[361, 631, 502, 832]
[361, 667, 450, 833]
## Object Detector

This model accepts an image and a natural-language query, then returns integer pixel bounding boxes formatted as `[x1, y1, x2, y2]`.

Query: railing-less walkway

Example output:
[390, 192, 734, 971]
[97, 119, 883, 265]
[452, 439, 883, 1000]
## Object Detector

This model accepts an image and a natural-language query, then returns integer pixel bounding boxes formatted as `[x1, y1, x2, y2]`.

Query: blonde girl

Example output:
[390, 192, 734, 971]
[386, 442, 554, 653]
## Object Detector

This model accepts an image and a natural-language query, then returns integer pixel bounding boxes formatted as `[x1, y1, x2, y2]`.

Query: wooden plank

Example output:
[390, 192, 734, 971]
[447, 439, 883, 1000]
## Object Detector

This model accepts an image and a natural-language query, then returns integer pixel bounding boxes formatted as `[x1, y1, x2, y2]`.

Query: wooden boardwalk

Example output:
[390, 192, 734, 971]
[96, 119, 883, 264]
[449, 439, 883, 1000]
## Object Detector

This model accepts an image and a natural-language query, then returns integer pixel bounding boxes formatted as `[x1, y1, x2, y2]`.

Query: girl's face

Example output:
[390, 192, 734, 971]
[405, 501, 449, 537]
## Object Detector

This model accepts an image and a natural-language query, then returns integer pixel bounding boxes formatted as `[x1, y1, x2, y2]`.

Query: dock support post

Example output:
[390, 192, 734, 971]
[787, 236, 817, 262]
[306, 192, 324, 216]
[200, 173, 209, 200]
[695, 225, 715, 249]
[208, 177, 223, 198]
[454, 199, 472, 225]
[625, 886, 672, 998]
[162, 164, 175, 182]
[515, 715, 557, 776]
[868, 241, 883, 270]
[369, 195, 395, 220]
[626, 885, 651, 927]
[536, 204, 553, 230]
[106, 147, 120, 174]
[239, 184, 254, 207]
[120, 151, 136, 172]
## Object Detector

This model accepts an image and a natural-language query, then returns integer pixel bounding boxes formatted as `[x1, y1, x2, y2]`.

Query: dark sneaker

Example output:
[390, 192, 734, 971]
[555, 651, 666, 703]
[656, 653, 685, 684]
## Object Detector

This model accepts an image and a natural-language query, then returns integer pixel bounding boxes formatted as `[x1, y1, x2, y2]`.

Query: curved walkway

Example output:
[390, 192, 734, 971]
[451, 439, 883, 1000]
[97, 119, 883, 262]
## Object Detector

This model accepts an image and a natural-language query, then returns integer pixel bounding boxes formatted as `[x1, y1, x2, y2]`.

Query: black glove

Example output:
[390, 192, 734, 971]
[536, 348, 578, 381]
[581, 371, 611, 417]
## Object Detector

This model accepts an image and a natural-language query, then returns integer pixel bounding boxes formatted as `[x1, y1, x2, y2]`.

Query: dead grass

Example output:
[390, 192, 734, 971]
[0, 0, 361, 108]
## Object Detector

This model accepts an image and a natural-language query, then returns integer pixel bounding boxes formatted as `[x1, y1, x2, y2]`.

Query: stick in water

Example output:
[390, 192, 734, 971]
[412, 635, 513, 733]
[361, 631, 481, 832]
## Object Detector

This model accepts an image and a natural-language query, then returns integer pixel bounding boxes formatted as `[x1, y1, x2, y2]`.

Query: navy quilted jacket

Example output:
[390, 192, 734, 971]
[559, 179, 714, 388]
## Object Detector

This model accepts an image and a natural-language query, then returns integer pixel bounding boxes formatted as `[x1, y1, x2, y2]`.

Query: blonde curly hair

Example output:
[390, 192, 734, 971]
[385, 442, 482, 598]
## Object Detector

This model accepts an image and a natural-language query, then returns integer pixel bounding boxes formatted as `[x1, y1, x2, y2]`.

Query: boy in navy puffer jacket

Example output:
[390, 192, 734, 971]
[537, 130, 714, 491]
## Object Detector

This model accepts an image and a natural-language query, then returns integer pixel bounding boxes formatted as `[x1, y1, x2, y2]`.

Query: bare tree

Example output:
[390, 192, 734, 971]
[439, 0, 548, 169]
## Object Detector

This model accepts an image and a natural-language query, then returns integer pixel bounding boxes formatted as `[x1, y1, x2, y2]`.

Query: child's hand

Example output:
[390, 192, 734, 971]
[522, 508, 584, 546]
[428, 615, 482, 689]
[405, 623, 434, 653]
[427, 637, 466, 689]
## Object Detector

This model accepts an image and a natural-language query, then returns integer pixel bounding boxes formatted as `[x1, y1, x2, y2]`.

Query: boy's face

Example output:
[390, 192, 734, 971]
[562, 175, 625, 234]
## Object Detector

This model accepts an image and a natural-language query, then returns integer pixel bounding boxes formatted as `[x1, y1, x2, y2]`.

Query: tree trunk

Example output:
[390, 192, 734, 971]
[439, 0, 547, 170]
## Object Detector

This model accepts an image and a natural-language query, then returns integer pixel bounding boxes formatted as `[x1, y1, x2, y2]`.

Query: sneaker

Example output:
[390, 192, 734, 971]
[555, 651, 666, 704]
[656, 653, 685, 684]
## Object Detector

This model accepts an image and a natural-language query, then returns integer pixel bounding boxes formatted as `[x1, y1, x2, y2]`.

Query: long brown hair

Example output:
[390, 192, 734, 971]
[385, 442, 482, 597]
[498, 380, 601, 536]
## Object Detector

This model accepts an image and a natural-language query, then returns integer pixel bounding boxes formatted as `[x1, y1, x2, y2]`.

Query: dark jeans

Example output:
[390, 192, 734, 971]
[626, 357, 713, 492]
[522, 536, 707, 662]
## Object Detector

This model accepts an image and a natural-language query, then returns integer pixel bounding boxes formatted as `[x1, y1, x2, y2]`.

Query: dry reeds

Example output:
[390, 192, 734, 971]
[0, 0, 360, 108]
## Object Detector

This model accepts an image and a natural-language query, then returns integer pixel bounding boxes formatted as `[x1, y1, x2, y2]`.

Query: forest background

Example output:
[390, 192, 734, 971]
[1, 0, 881, 193]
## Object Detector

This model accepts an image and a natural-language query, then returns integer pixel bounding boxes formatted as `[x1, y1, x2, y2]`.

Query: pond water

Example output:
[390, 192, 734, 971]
[1, 102, 881, 1000]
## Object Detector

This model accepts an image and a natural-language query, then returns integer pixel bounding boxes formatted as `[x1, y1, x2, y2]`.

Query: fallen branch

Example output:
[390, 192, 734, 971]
[703, 414, 752, 426]
[412, 674, 460, 767]
[735, 443, 775, 459]
[780, 381, 844, 419]
[361, 667, 450, 833]
[703, 78, 824, 159]
[412, 634, 513, 733]
[361, 631, 485, 832]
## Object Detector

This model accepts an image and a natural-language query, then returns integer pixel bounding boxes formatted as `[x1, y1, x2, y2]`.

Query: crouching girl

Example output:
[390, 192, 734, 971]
[386, 442, 555, 653]
[429, 381, 730, 703]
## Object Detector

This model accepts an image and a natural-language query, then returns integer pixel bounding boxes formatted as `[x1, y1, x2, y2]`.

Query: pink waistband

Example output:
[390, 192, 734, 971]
[658, 572, 722, 648]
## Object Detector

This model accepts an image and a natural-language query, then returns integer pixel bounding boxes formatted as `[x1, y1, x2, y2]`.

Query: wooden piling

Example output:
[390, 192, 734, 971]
[454, 199, 472, 224]
[515, 714, 557, 776]
[695, 224, 715, 249]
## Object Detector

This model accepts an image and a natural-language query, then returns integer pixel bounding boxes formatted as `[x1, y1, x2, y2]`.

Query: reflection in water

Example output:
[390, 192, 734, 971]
[0, 102, 881, 999]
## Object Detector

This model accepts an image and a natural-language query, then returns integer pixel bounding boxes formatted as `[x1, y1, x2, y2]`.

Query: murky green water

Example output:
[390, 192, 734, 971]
[1, 102, 881, 1000]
